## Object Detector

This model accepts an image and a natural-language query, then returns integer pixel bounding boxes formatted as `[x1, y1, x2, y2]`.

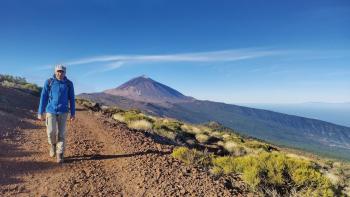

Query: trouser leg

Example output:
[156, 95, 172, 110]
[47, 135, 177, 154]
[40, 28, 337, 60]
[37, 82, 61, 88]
[46, 113, 57, 145]
[56, 113, 68, 154]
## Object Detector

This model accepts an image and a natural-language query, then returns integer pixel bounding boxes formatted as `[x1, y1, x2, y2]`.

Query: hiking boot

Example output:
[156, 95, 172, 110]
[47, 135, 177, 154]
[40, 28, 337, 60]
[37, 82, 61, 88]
[49, 144, 56, 157]
[57, 153, 64, 163]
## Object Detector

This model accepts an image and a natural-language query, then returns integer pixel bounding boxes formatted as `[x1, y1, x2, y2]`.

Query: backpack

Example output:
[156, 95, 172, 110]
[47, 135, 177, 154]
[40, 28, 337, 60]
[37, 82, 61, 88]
[47, 77, 72, 95]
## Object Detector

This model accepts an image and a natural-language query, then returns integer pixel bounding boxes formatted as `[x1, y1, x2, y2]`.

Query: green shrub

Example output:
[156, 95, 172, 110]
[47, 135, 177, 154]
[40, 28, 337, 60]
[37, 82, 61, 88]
[221, 141, 247, 156]
[121, 111, 153, 123]
[195, 133, 210, 143]
[112, 113, 126, 122]
[244, 140, 272, 152]
[102, 106, 124, 115]
[128, 119, 153, 131]
[21, 83, 40, 91]
[1, 80, 17, 88]
[222, 134, 243, 143]
[292, 167, 333, 195]
[212, 156, 236, 174]
[211, 152, 335, 196]
[209, 131, 223, 138]
[154, 119, 182, 131]
[172, 147, 213, 167]
[0, 74, 26, 85]
[180, 124, 204, 134]
[180, 124, 192, 133]
[154, 128, 177, 140]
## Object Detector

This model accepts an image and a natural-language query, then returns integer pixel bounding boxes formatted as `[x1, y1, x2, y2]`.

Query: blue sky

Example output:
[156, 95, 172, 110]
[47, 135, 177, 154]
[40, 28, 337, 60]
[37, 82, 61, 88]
[0, 0, 349, 103]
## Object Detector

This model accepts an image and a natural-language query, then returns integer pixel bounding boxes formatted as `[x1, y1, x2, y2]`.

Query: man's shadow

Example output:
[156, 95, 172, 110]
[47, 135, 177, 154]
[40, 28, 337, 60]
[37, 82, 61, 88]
[64, 149, 172, 163]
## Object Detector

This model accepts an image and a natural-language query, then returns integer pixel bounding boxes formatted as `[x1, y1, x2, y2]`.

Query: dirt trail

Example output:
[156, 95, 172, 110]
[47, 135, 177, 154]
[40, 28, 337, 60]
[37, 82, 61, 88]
[0, 87, 250, 196]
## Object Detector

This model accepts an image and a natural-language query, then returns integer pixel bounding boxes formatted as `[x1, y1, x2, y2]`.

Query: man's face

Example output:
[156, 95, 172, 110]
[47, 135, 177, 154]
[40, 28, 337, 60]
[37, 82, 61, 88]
[55, 70, 65, 80]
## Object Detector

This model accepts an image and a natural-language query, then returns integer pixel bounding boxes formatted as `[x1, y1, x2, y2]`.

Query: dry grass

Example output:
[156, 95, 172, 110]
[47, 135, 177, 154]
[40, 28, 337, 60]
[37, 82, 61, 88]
[113, 113, 125, 122]
[128, 119, 153, 131]
[195, 133, 210, 143]
[223, 141, 246, 156]
[209, 131, 223, 138]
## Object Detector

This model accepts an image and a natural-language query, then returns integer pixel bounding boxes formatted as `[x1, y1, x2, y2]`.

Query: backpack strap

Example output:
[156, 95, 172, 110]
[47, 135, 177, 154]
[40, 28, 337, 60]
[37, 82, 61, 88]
[47, 77, 71, 97]
[47, 78, 53, 92]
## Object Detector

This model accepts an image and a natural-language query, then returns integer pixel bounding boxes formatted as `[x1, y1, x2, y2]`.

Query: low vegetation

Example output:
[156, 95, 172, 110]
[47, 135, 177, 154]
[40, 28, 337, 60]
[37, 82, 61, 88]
[76, 98, 350, 196]
[0, 74, 42, 96]
[174, 147, 336, 196]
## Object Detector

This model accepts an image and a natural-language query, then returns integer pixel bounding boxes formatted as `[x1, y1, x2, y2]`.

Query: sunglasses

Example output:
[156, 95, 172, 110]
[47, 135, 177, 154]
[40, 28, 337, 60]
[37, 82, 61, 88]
[57, 70, 65, 73]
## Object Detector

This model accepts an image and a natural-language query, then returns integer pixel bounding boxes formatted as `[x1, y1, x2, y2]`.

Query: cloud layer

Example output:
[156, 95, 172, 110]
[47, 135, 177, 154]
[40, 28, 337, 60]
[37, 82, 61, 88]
[38, 48, 283, 75]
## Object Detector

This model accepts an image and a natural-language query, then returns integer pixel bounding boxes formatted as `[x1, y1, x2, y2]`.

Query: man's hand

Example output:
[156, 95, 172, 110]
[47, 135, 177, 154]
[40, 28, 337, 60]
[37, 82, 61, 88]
[37, 114, 44, 121]
[70, 116, 75, 122]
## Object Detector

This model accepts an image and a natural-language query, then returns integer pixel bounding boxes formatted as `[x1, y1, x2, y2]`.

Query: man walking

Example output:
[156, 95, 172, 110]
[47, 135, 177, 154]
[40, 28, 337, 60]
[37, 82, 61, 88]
[38, 64, 75, 163]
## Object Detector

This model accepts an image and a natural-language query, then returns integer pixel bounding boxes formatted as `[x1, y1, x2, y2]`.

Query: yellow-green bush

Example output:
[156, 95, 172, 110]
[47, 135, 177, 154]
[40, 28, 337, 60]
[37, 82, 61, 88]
[154, 119, 182, 132]
[21, 83, 41, 93]
[212, 156, 236, 174]
[123, 111, 153, 122]
[292, 168, 333, 196]
[128, 119, 153, 131]
[209, 131, 223, 138]
[195, 133, 210, 143]
[155, 129, 177, 140]
[223, 141, 247, 156]
[172, 147, 213, 166]
[180, 124, 204, 134]
[211, 152, 335, 196]
[102, 106, 124, 115]
[180, 124, 192, 133]
[113, 113, 126, 122]
[244, 140, 271, 152]
[222, 134, 243, 144]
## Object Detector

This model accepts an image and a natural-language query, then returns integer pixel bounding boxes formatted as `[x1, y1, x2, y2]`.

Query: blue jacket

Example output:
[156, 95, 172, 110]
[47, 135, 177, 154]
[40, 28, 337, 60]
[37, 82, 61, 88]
[38, 75, 75, 116]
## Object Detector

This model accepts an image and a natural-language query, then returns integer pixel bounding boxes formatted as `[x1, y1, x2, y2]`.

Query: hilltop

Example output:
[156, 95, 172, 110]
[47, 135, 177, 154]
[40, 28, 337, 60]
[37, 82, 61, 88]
[104, 75, 194, 104]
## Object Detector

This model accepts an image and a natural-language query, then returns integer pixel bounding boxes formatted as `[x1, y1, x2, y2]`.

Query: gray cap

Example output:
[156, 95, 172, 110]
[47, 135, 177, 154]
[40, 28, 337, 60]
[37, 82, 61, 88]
[55, 64, 66, 72]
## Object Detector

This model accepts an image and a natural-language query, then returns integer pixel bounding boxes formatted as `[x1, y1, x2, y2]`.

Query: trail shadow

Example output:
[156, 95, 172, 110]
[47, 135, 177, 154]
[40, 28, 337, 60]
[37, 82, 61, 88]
[0, 87, 59, 187]
[0, 159, 56, 186]
[0, 142, 38, 158]
[64, 149, 172, 163]
[75, 108, 87, 112]
[0, 140, 56, 186]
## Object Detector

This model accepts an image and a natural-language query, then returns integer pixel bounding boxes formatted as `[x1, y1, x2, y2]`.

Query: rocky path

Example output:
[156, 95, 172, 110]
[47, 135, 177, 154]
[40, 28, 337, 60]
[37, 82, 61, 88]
[0, 87, 249, 196]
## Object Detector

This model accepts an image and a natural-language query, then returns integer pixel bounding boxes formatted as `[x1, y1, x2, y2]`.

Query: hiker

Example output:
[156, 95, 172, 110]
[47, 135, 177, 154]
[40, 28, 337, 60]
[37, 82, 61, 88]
[37, 64, 75, 163]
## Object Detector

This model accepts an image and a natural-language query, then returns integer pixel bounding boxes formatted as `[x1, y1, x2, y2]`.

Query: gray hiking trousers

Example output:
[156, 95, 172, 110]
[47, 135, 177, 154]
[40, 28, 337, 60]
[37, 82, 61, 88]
[46, 113, 68, 154]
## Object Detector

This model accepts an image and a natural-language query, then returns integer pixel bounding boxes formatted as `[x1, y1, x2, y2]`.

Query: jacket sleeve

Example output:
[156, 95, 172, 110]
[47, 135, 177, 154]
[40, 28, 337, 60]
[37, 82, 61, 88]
[69, 81, 76, 117]
[38, 80, 49, 115]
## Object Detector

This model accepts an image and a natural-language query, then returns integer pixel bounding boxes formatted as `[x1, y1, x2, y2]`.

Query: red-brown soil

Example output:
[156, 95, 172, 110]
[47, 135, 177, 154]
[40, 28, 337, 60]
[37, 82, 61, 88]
[0, 86, 252, 196]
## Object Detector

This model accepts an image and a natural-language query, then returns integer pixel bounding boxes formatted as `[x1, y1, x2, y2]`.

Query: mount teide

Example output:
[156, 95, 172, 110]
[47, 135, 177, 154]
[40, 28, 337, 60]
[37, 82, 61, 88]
[104, 75, 194, 104]
[79, 75, 350, 160]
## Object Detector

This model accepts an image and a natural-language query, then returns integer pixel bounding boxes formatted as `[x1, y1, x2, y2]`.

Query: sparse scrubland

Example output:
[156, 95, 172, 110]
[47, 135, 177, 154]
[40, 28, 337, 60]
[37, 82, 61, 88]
[76, 98, 350, 196]
[0, 74, 41, 96]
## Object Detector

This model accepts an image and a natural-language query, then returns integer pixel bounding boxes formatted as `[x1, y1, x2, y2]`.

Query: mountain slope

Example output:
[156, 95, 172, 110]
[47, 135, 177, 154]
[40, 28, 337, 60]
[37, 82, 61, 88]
[78, 76, 350, 160]
[171, 100, 350, 160]
[104, 75, 194, 104]
[0, 85, 246, 196]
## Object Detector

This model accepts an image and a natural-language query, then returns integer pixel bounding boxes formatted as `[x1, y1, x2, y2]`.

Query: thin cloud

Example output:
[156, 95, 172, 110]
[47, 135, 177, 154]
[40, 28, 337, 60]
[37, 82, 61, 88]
[65, 49, 280, 67]
[37, 48, 283, 75]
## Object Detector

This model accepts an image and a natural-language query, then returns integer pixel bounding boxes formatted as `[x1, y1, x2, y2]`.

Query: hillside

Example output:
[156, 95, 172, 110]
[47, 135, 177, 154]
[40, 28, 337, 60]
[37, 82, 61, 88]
[76, 98, 350, 196]
[2, 78, 350, 196]
[0, 85, 249, 196]
[79, 76, 350, 161]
